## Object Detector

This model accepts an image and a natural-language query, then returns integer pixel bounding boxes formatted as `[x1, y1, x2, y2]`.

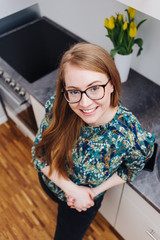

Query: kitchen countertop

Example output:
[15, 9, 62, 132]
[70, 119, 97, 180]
[0, 57, 160, 212]
[120, 70, 160, 213]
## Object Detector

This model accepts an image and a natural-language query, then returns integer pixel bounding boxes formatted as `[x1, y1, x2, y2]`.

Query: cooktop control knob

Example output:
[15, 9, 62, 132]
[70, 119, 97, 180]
[5, 77, 11, 84]
[9, 81, 16, 88]
[19, 89, 25, 97]
[14, 85, 21, 92]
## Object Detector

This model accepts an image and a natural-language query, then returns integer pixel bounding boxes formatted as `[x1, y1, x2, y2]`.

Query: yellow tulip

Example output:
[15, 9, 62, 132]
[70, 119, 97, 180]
[104, 18, 109, 28]
[108, 16, 115, 30]
[118, 14, 123, 23]
[110, 16, 116, 22]
[129, 22, 137, 37]
[123, 21, 128, 30]
[128, 7, 136, 19]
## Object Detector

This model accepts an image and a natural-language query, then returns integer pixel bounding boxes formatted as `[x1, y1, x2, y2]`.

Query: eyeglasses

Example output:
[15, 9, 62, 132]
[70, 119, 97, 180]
[62, 79, 111, 104]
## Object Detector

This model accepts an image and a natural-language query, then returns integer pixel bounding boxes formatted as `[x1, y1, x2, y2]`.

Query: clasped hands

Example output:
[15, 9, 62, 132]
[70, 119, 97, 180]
[41, 166, 98, 212]
[65, 185, 97, 212]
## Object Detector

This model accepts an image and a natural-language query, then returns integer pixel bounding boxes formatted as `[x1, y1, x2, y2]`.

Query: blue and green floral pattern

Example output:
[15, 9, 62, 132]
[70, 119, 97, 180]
[32, 95, 155, 202]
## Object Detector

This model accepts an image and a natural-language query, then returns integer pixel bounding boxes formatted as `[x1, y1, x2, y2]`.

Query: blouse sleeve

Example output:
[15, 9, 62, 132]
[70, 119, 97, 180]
[31, 95, 55, 172]
[117, 117, 155, 182]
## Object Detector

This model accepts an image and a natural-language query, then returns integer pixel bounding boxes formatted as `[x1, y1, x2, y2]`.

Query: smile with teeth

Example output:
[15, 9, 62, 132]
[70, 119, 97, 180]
[81, 107, 98, 113]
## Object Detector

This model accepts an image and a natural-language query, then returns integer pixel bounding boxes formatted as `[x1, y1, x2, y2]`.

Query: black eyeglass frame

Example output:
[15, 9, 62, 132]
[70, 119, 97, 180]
[62, 78, 111, 104]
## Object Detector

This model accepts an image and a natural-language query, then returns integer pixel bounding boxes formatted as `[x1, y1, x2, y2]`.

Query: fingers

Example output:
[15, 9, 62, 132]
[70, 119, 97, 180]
[65, 188, 95, 212]
[77, 208, 87, 212]
[66, 194, 76, 208]
[69, 201, 94, 209]
[72, 202, 94, 212]
[69, 203, 90, 212]
[73, 207, 87, 212]
[67, 199, 76, 206]
[88, 189, 96, 201]
[89, 200, 94, 207]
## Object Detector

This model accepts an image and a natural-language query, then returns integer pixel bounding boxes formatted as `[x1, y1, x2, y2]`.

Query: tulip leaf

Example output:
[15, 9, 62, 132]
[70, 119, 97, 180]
[110, 49, 118, 58]
[134, 38, 143, 47]
[118, 46, 130, 55]
[134, 38, 143, 56]
[137, 19, 147, 30]
[110, 48, 120, 58]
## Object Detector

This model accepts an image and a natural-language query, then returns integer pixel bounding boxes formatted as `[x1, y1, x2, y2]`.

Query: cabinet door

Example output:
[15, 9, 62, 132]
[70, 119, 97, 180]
[30, 95, 45, 128]
[99, 184, 124, 227]
[115, 184, 160, 240]
[0, 100, 8, 124]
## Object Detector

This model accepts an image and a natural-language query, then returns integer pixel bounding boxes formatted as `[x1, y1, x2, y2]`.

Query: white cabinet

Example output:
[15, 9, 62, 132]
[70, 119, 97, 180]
[115, 184, 160, 240]
[0, 100, 8, 124]
[30, 95, 45, 128]
[99, 184, 124, 227]
[116, 0, 160, 20]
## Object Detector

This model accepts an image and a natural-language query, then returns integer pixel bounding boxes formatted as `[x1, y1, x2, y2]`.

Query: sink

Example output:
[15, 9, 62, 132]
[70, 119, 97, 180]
[0, 17, 83, 83]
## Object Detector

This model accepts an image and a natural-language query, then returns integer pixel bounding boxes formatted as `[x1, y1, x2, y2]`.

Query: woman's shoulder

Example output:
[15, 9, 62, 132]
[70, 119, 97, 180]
[45, 95, 56, 110]
[117, 104, 137, 120]
[115, 104, 155, 144]
[44, 95, 56, 121]
[116, 104, 142, 130]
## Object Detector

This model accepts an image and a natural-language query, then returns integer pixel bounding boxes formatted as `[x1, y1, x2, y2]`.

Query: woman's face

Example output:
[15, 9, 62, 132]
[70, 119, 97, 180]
[64, 64, 115, 126]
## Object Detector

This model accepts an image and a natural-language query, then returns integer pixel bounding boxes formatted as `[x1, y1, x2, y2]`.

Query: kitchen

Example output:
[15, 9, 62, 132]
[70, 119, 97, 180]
[0, 0, 160, 239]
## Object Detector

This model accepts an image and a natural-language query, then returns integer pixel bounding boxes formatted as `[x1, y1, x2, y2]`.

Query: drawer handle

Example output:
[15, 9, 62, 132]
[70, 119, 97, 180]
[145, 230, 159, 240]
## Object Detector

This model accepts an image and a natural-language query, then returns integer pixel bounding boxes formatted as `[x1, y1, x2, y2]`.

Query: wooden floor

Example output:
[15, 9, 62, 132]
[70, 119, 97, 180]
[0, 120, 123, 240]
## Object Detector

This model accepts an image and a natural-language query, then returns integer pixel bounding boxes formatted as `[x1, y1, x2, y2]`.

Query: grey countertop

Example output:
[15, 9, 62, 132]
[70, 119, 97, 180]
[0, 57, 160, 212]
[120, 70, 160, 213]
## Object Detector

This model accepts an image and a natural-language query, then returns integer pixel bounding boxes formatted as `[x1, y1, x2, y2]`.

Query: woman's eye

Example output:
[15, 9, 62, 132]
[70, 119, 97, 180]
[69, 90, 79, 95]
[91, 86, 100, 92]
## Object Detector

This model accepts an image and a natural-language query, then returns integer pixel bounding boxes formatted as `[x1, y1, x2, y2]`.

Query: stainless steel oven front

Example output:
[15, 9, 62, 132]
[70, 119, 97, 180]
[0, 69, 38, 136]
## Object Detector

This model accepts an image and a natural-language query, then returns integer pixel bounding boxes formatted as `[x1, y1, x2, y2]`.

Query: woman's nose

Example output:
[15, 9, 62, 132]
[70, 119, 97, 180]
[79, 93, 93, 107]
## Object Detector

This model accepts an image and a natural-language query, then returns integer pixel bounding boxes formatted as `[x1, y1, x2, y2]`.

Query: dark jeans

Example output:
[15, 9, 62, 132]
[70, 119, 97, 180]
[38, 173, 104, 240]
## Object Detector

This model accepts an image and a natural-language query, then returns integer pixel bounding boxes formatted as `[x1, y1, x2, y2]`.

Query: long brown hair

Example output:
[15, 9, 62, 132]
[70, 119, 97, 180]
[35, 42, 121, 178]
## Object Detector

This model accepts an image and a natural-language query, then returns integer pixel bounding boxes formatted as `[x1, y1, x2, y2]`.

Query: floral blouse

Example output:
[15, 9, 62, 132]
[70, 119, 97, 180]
[32, 95, 155, 202]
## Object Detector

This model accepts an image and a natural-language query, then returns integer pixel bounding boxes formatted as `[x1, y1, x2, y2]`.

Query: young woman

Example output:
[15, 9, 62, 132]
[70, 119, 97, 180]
[32, 42, 155, 240]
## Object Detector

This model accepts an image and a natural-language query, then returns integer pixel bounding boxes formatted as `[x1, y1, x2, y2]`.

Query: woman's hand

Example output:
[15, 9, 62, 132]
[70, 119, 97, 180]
[65, 193, 76, 207]
[65, 186, 95, 212]
[41, 166, 96, 211]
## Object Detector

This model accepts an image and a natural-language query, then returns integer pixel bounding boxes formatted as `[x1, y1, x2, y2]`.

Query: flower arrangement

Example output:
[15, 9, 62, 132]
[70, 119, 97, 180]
[104, 7, 147, 58]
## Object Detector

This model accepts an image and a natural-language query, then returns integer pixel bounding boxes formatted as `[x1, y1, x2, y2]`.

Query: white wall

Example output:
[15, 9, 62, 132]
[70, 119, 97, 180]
[37, 0, 160, 85]
[0, 0, 160, 85]
[131, 12, 160, 85]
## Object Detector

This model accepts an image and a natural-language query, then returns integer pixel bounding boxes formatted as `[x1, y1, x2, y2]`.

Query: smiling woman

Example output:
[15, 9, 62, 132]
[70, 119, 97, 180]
[32, 42, 155, 240]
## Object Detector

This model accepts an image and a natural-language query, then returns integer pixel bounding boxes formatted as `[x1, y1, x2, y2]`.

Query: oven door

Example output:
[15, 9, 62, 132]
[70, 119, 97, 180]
[0, 84, 38, 135]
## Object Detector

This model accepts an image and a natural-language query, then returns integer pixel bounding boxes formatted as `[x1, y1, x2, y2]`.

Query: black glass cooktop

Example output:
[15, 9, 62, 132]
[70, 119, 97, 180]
[0, 17, 82, 83]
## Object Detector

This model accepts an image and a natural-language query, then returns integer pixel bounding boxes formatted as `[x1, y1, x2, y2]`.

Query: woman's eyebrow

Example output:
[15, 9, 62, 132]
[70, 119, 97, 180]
[67, 80, 102, 89]
[88, 80, 102, 87]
